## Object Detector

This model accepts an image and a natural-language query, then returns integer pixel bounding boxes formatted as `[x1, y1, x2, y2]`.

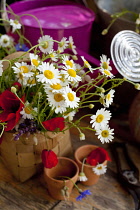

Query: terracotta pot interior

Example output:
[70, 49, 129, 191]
[75, 145, 98, 164]
[46, 159, 78, 180]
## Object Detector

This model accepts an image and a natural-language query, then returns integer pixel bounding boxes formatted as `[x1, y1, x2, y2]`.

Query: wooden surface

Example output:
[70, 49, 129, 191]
[0, 111, 140, 210]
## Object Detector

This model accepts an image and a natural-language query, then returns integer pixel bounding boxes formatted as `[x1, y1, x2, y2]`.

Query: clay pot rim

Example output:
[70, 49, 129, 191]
[74, 144, 107, 168]
[44, 157, 79, 183]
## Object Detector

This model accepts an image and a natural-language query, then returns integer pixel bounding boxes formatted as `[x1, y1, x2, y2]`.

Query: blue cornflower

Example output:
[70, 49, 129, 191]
[76, 190, 92, 201]
[15, 43, 29, 52]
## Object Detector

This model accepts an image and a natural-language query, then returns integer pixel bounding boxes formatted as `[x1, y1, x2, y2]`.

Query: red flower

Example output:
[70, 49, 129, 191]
[41, 150, 58, 168]
[0, 90, 24, 131]
[42, 117, 65, 131]
[86, 147, 111, 166]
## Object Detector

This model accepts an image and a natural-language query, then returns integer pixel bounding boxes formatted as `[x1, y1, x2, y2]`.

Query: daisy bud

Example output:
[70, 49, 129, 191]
[89, 104, 94, 109]
[72, 55, 78, 60]
[79, 133, 85, 140]
[101, 29, 108, 35]
[11, 86, 17, 94]
[135, 83, 140, 90]
[100, 87, 105, 93]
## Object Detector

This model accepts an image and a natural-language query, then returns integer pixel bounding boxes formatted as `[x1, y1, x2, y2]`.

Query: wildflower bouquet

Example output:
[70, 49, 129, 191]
[0, 15, 138, 145]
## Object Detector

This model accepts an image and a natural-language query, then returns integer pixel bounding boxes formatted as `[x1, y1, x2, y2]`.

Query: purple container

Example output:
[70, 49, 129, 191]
[9, 1, 95, 53]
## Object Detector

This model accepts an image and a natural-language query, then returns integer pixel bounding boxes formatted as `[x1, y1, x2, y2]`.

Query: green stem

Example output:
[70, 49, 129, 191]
[81, 158, 87, 173]
[58, 176, 81, 192]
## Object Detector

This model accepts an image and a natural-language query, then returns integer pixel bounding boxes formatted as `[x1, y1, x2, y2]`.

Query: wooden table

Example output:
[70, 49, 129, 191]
[0, 113, 139, 210]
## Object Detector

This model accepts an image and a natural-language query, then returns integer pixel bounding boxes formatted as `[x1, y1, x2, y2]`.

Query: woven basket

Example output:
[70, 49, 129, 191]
[0, 128, 72, 182]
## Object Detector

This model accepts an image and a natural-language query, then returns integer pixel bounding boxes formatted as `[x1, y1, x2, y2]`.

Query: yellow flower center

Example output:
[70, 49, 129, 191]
[32, 59, 39, 67]
[14, 20, 19, 24]
[101, 130, 109, 138]
[42, 41, 49, 49]
[28, 78, 36, 85]
[106, 93, 111, 100]
[50, 83, 62, 90]
[59, 42, 64, 47]
[67, 92, 74, 101]
[97, 166, 102, 170]
[20, 66, 29, 73]
[102, 62, 108, 69]
[54, 93, 64, 102]
[50, 53, 54, 58]
[96, 114, 104, 123]
[19, 72, 23, 80]
[24, 106, 32, 114]
[3, 39, 8, 44]
[67, 69, 76, 77]
[69, 43, 73, 49]
[104, 70, 111, 76]
[84, 60, 90, 68]
[66, 60, 73, 68]
[44, 70, 54, 79]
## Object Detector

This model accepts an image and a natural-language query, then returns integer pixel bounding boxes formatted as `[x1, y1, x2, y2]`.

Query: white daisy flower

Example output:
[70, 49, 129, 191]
[100, 54, 114, 78]
[37, 62, 61, 85]
[92, 163, 107, 175]
[61, 67, 81, 83]
[9, 19, 22, 33]
[68, 36, 77, 54]
[90, 108, 111, 129]
[26, 76, 36, 86]
[79, 133, 85, 140]
[59, 73, 70, 86]
[0, 61, 3, 76]
[12, 62, 34, 78]
[44, 81, 64, 93]
[29, 53, 40, 67]
[105, 89, 115, 107]
[58, 37, 69, 52]
[81, 56, 94, 73]
[0, 35, 11, 47]
[95, 124, 114, 144]
[38, 35, 54, 54]
[62, 86, 80, 109]
[62, 55, 75, 68]
[49, 49, 58, 62]
[100, 54, 112, 71]
[78, 172, 88, 182]
[63, 111, 76, 121]
[20, 102, 37, 119]
[100, 68, 114, 78]
[46, 91, 67, 114]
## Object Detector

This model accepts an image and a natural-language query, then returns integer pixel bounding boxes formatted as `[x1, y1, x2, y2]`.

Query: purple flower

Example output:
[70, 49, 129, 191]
[15, 43, 29, 52]
[76, 190, 92, 201]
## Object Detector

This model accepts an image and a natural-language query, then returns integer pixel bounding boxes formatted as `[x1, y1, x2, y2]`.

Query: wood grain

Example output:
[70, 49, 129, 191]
[0, 111, 139, 210]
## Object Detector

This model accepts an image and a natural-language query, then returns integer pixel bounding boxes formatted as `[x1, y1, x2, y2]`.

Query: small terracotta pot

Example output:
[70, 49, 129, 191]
[44, 157, 79, 200]
[74, 144, 107, 186]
